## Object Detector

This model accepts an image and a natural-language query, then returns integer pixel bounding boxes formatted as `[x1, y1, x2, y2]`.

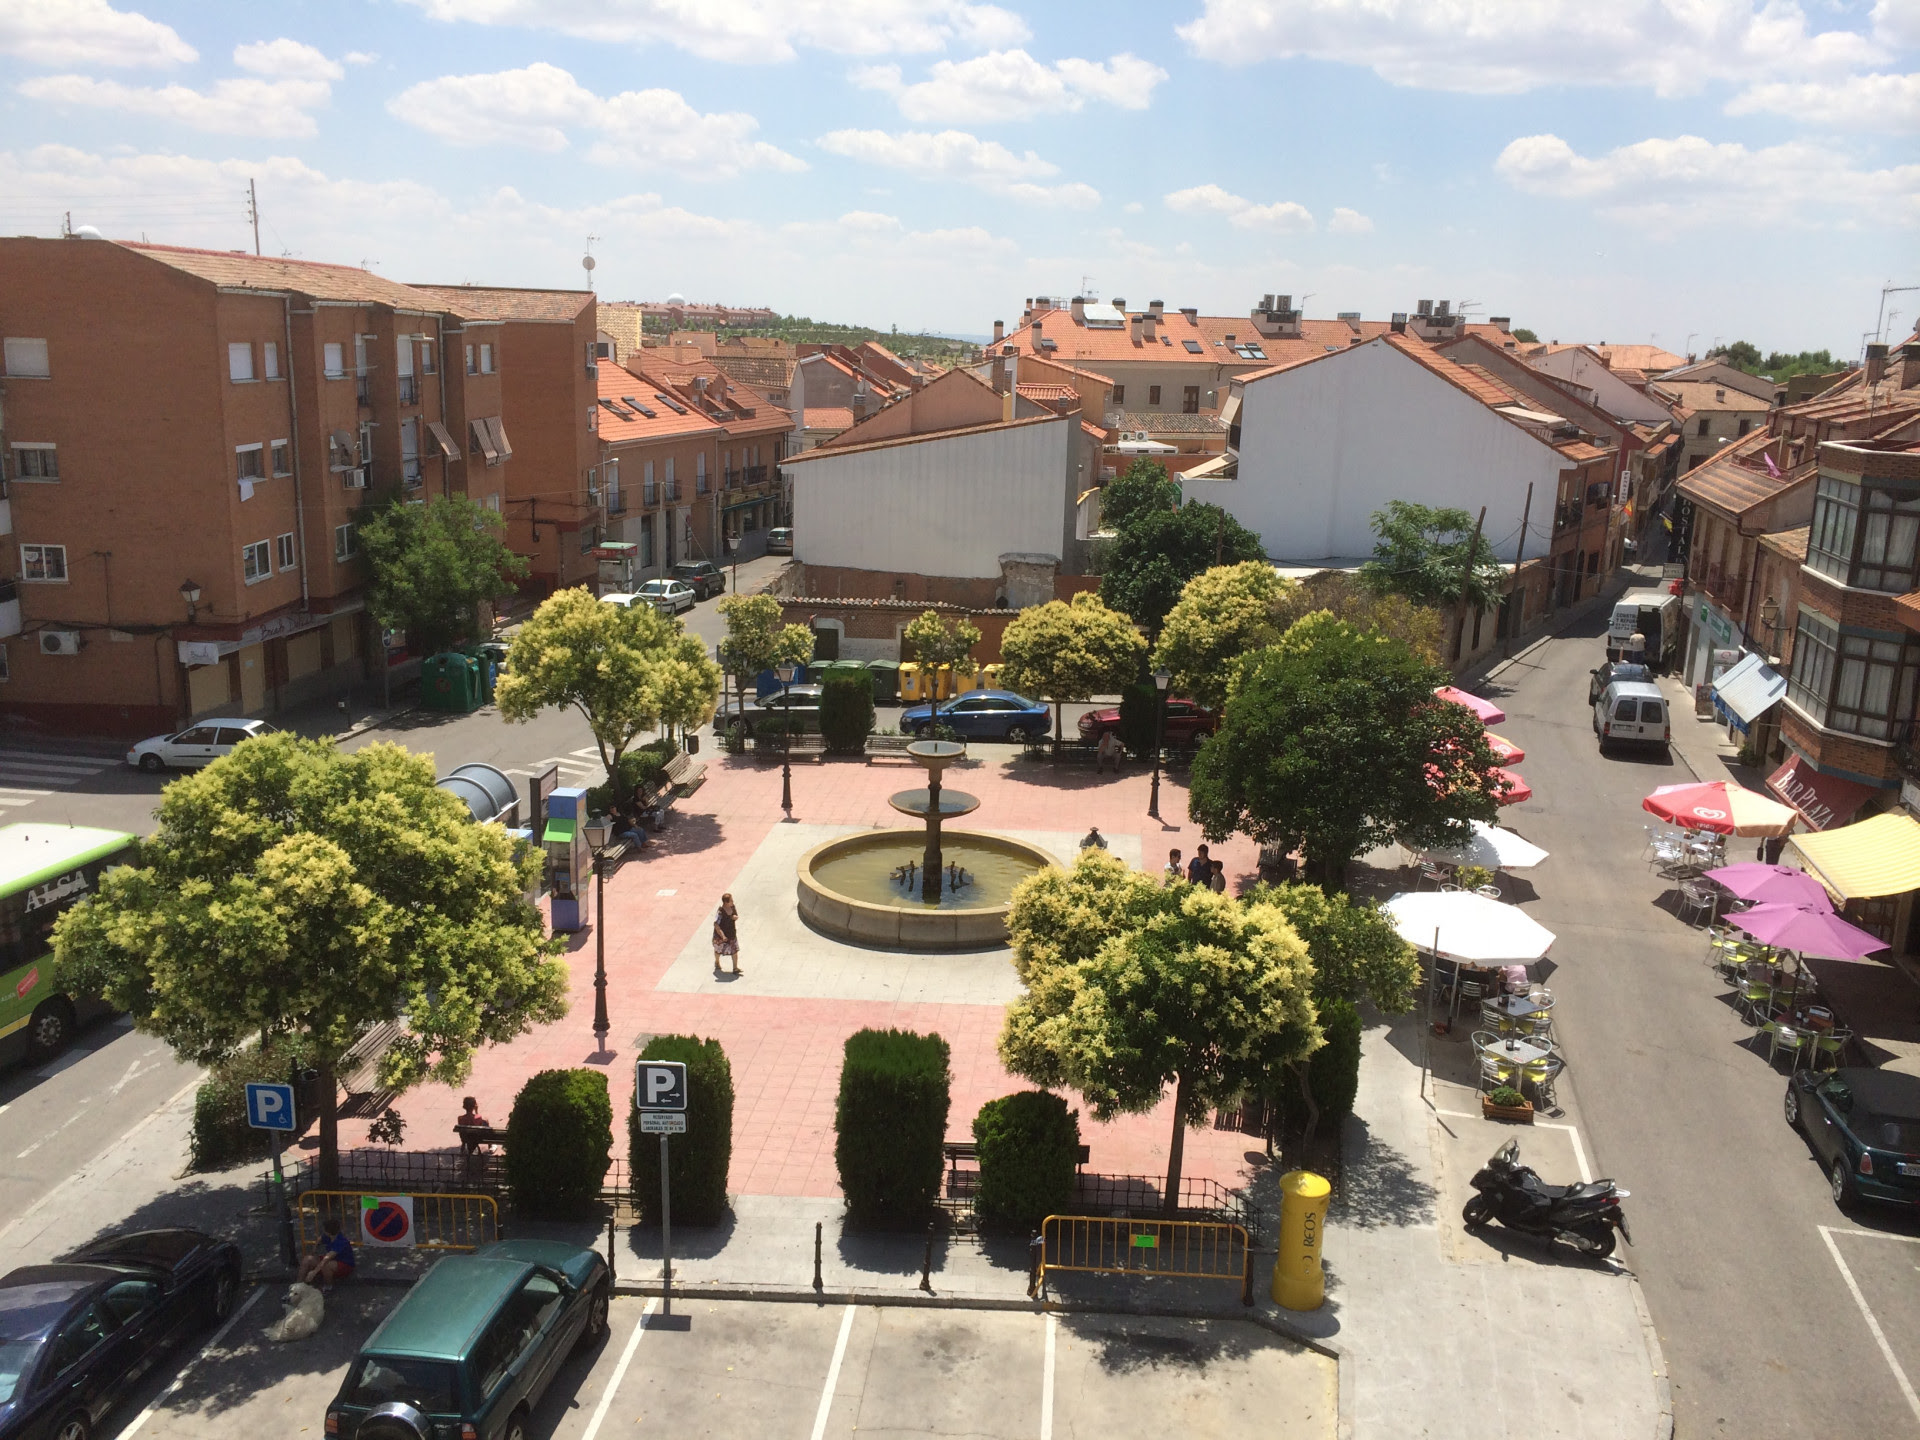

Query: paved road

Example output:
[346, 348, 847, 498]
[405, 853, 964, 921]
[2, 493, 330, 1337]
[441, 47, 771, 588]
[1488, 607, 1920, 1436]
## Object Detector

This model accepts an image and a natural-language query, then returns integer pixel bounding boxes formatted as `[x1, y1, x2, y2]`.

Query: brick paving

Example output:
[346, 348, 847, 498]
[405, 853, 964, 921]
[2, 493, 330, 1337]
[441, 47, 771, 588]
[412, 748, 1267, 1199]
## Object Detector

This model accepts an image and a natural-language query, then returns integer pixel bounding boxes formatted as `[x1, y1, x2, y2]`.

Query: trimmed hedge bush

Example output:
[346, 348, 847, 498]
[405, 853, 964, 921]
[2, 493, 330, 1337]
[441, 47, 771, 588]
[506, 1068, 613, 1218]
[190, 1035, 314, 1172]
[585, 739, 676, 813]
[819, 667, 876, 754]
[1270, 998, 1364, 1135]
[835, 1028, 951, 1226]
[628, 1034, 734, 1226]
[972, 1091, 1080, 1232]
[1115, 682, 1160, 759]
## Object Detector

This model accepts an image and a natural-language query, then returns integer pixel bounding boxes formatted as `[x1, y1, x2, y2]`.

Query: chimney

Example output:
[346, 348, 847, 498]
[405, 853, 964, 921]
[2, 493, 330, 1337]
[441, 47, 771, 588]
[1866, 342, 1889, 386]
[1130, 313, 1144, 344]
[1899, 341, 1920, 389]
[1179, 307, 1198, 323]
[1149, 299, 1164, 317]
[1070, 296, 1087, 323]
[1033, 319, 1045, 348]
[1111, 296, 1125, 311]
[1143, 310, 1157, 341]
[1391, 312, 1408, 334]
[992, 319, 1004, 344]
[1490, 316, 1511, 332]
[1262, 293, 1275, 311]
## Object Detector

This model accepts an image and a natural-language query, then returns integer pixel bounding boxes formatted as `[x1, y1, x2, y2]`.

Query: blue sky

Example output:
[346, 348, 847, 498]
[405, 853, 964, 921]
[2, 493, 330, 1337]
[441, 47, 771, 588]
[2, 0, 1915, 354]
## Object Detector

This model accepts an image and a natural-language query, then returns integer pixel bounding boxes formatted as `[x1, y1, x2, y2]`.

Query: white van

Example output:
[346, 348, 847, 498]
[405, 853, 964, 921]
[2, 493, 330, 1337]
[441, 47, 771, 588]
[1593, 680, 1670, 753]
[1607, 590, 1681, 670]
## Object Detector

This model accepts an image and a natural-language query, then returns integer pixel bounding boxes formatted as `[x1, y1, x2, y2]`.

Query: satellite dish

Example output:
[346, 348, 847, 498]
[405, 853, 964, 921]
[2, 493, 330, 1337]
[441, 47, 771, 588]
[581, 255, 596, 271]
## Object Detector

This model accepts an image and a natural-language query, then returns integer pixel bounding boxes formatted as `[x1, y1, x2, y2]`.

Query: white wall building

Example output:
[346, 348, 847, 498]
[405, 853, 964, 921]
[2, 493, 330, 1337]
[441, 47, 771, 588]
[1525, 346, 1674, 426]
[1200, 334, 1600, 565]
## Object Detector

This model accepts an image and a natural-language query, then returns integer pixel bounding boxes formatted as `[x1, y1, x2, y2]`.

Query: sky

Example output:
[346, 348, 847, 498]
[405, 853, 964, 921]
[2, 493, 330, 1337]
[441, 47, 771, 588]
[0, 0, 1915, 356]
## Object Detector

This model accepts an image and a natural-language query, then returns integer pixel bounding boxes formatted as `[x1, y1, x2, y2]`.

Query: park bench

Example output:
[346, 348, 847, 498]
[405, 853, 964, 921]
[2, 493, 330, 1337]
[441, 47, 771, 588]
[336, 1019, 404, 1119]
[864, 735, 917, 762]
[942, 1140, 1091, 1196]
[1021, 736, 1100, 764]
[455, 1122, 510, 1155]
[638, 750, 708, 826]
[757, 732, 826, 761]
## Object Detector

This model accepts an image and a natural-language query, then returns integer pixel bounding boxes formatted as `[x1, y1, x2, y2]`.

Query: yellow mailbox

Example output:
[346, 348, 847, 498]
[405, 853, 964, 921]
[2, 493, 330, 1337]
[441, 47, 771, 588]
[1272, 1170, 1332, 1310]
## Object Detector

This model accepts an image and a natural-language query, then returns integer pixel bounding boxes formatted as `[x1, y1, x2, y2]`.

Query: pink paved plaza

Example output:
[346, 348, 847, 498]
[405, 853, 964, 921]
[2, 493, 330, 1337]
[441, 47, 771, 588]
[418, 747, 1267, 1200]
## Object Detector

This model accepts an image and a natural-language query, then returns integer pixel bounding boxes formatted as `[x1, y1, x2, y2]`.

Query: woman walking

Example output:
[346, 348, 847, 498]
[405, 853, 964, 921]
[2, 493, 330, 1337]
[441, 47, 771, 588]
[712, 892, 741, 976]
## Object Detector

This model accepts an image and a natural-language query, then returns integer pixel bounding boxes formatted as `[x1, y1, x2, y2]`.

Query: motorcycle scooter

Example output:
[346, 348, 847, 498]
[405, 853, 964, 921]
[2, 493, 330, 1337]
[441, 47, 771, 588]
[1461, 1138, 1630, 1258]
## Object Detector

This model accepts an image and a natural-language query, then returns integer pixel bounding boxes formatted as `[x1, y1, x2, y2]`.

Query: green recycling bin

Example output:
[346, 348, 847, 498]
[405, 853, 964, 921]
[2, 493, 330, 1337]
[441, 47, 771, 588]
[422, 652, 482, 713]
[867, 660, 901, 703]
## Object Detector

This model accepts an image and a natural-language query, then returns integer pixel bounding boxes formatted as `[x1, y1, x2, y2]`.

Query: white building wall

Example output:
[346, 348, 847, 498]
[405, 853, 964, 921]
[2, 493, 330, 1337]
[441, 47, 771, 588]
[790, 418, 1071, 579]
[1526, 350, 1672, 425]
[1221, 340, 1568, 564]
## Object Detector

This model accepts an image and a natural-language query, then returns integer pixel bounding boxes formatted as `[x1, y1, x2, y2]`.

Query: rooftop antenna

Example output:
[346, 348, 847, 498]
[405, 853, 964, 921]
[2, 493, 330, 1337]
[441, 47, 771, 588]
[1079, 275, 1097, 300]
[583, 234, 601, 292]
[1874, 283, 1919, 348]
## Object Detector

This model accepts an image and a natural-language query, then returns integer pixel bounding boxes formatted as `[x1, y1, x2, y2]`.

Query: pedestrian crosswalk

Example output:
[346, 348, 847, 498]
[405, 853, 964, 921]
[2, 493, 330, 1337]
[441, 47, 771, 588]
[0, 748, 116, 810]
[499, 747, 608, 789]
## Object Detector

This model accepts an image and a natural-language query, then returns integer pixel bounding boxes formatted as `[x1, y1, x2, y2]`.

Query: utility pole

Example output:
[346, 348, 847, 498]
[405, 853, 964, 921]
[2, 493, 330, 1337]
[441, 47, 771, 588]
[1503, 484, 1533, 658]
[1460, 506, 1486, 663]
[248, 178, 260, 257]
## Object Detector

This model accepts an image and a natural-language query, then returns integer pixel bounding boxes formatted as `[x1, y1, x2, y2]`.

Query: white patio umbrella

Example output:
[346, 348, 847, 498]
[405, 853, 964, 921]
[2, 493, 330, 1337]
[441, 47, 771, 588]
[1417, 820, 1550, 872]
[1382, 890, 1557, 963]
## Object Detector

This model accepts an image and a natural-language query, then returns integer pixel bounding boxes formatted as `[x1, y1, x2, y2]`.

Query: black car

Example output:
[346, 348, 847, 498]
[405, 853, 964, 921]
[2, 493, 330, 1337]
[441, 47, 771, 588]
[0, 1229, 243, 1440]
[1787, 1066, 1920, 1209]
[669, 561, 726, 600]
[1587, 660, 1651, 706]
[730, 685, 823, 737]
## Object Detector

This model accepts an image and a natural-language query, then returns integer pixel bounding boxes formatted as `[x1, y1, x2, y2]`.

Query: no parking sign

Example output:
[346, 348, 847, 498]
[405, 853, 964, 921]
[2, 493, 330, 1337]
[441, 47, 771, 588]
[359, 1195, 416, 1248]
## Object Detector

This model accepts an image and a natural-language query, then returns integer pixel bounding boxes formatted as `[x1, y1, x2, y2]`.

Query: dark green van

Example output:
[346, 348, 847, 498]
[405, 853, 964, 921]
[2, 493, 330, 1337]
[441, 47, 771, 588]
[325, 1240, 609, 1440]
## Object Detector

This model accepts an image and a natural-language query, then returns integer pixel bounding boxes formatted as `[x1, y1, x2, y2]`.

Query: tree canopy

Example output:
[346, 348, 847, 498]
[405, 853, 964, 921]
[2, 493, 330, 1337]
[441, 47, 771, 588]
[1270, 569, 1444, 666]
[1187, 612, 1504, 883]
[357, 493, 527, 655]
[1097, 461, 1265, 632]
[997, 591, 1146, 740]
[1248, 881, 1420, 1012]
[1708, 340, 1841, 381]
[716, 594, 813, 718]
[1509, 328, 1539, 345]
[1152, 562, 1290, 711]
[1357, 501, 1504, 612]
[498, 588, 721, 805]
[1001, 850, 1320, 1209]
[50, 734, 566, 1184]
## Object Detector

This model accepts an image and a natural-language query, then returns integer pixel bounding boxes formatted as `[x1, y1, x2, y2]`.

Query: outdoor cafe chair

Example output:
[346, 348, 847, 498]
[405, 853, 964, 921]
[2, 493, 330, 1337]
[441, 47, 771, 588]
[1761, 1021, 1810, 1072]
[1739, 968, 1776, 1026]
[1677, 880, 1717, 927]
[1475, 884, 1503, 900]
[1526, 1012, 1555, 1045]
[1416, 858, 1451, 890]
[1814, 1026, 1853, 1072]
[1523, 1054, 1564, 1111]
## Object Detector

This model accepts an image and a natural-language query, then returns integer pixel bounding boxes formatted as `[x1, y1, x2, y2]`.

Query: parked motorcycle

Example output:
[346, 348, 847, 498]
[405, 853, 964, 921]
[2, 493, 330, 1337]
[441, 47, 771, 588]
[1461, 1138, 1631, 1258]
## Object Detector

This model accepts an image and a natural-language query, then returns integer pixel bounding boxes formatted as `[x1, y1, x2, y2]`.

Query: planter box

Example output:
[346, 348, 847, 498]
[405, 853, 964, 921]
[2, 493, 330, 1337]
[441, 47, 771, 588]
[1482, 1096, 1534, 1124]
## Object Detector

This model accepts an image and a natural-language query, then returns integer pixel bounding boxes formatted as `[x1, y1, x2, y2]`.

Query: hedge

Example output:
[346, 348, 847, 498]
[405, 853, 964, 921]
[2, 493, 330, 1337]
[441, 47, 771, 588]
[835, 1028, 950, 1226]
[586, 739, 677, 814]
[189, 1035, 315, 1172]
[1115, 682, 1161, 759]
[1270, 998, 1364, 1135]
[819, 667, 876, 754]
[628, 1035, 734, 1226]
[506, 1068, 613, 1218]
[972, 1091, 1080, 1232]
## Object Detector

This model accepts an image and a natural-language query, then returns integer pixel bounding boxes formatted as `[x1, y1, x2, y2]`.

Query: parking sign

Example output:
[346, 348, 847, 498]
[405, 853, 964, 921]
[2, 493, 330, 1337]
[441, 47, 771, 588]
[637, 1060, 687, 1112]
[244, 1081, 296, 1131]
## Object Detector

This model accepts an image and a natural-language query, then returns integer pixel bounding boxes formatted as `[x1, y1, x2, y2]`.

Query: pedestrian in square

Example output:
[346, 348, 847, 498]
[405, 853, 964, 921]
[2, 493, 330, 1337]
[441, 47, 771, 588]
[1187, 843, 1211, 884]
[1164, 847, 1184, 885]
[1096, 730, 1123, 773]
[1209, 858, 1227, 894]
[712, 892, 740, 976]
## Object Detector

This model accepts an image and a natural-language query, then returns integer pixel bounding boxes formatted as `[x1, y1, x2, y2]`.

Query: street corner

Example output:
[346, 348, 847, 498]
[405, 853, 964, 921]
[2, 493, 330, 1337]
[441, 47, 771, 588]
[1428, 1080, 1607, 1269]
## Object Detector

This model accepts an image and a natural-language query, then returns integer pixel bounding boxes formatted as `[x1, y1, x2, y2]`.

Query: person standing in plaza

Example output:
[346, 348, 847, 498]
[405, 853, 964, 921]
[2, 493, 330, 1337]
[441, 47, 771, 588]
[712, 892, 741, 976]
[1164, 847, 1184, 885]
[1096, 729, 1123, 773]
[1187, 843, 1211, 884]
[1209, 858, 1228, 894]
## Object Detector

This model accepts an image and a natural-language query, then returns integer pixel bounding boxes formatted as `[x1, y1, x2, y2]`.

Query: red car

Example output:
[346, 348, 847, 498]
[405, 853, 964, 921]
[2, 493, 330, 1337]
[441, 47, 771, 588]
[1078, 698, 1217, 745]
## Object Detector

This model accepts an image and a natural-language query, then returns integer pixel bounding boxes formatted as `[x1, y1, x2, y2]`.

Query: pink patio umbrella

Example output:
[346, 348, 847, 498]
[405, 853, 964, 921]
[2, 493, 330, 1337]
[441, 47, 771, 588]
[1485, 734, 1526, 765]
[1703, 863, 1832, 910]
[1435, 686, 1505, 724]
[1492, 768, 1531, 805]
[1728, 902, 1888, 960]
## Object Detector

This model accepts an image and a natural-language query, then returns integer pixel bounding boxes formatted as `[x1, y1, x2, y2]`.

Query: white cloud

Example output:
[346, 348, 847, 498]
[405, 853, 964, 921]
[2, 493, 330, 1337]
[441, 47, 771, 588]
[1164, 182, 1315, 232]
[1178, 0, 1884, 97]
[1495, 131, 1920, 226]
[389, 63, 805, 177]
[1727, 72, 1920, 132]
[852, 48, 1167, 123]
[1328, 206, 1374, 234]
[817, 126, 1095, 205]
[344, 51, 379, 65]
[0, 0, 195, 68]
[398, 0, 1028, 64]
[1876, 0, 1920, 48]
[18, 40, 342, 137]
[1123, 200, 1144, 213]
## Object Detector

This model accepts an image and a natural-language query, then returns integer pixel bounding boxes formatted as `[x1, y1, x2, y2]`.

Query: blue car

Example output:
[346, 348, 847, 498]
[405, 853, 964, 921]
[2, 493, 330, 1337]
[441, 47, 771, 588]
[902, 688, 1051, 742]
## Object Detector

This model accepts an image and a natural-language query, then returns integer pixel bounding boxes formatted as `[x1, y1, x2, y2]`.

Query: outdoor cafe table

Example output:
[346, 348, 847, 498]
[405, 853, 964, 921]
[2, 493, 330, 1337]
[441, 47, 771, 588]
[1478, 1034, 1555, 1069]
[1485, 994, 1551, 1021]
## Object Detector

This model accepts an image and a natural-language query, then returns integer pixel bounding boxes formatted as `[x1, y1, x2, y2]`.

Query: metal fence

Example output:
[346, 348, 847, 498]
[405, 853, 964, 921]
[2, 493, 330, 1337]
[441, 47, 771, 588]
[271, 1149, 631, 1213]
[295, 1189, 501, 1254]
[1036, 1214, 1253, 1304]
[938, 1160, 1254, 1240]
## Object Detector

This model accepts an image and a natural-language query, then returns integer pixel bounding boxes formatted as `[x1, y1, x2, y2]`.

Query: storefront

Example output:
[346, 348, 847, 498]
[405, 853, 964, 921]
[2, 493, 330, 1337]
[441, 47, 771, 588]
[1685, 591, 1743, 689]
[1786, 810, 1920, 954]
[1768, 751, 1882, 834]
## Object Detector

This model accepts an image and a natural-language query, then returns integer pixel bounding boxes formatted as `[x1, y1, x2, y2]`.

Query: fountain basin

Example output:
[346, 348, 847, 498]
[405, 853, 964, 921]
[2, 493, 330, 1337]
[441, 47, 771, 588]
[797, 830, 1055, 950]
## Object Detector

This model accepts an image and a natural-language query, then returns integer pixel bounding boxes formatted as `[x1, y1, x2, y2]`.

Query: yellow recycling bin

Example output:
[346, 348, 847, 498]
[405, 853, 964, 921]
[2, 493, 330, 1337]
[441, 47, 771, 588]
[1272, 1170, 1332, 1310]
[899, 662, 924, 701]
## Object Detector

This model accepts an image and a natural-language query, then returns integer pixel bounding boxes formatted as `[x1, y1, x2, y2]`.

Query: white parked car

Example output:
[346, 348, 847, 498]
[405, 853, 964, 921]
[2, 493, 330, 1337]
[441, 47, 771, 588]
[126, 718, 277, 773]
[634, 579, 696, 615]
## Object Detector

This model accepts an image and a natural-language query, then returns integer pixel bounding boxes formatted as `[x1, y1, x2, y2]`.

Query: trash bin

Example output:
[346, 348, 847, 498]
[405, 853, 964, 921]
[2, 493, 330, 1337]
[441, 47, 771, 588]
[868, 660, 901, 702]
[899, 662, 924, 702]
[1271, 1170, 1332, 1310]
[981, 663, 1004, 691]
[421, 652, 482, 713]
[951, 667, 983, 697]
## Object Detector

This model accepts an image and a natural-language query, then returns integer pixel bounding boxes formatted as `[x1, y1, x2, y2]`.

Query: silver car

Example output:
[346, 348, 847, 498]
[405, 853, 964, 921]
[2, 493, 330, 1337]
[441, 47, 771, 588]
[126, 718, 276, 772]
[634, 578, 696, 615]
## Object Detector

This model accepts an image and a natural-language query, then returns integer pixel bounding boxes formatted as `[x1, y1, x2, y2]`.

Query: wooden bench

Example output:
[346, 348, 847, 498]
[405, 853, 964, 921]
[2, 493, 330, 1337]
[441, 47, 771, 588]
[864, 735, 917, 762]
[942, 1140, 1091, 1192]
[636, 751, 708, 827]
[336, 1019, 403, 1119]
[757, 732, 826, 761]
[455, 1122, 510, 1155]
[1022, 736, 1099, 763]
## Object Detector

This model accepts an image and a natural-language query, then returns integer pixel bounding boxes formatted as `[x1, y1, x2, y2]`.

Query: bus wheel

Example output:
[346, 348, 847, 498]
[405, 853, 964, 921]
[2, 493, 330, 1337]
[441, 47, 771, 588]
[27, 999, 74, 1060]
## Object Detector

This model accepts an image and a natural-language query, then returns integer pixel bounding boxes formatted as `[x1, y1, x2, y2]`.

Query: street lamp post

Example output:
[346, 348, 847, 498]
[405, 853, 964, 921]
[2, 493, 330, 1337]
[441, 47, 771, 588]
[584, 818, 612, 1055]
[776, 660, 800, 815]
[1148, 668, 1170, 820]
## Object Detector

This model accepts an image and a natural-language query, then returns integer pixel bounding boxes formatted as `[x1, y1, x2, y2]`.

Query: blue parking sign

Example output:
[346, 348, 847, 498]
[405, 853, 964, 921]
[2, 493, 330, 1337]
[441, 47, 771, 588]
[245, 1081, 296, 1132]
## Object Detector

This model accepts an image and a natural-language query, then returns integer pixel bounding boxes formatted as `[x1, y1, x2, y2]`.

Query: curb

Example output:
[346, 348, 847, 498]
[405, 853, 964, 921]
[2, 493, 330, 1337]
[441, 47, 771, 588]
[1629, 1274, 1676, 1440]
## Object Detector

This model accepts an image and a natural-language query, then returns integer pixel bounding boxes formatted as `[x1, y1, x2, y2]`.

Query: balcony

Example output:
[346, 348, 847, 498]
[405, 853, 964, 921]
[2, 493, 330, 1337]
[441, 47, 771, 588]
[607, 485, 625, 516]
[665, 481, 681, 503]
[744, 465, 768, 486]
[399, 375, 420, 406]
[642, 482, 657, 508]
[402, 458, 423, 487]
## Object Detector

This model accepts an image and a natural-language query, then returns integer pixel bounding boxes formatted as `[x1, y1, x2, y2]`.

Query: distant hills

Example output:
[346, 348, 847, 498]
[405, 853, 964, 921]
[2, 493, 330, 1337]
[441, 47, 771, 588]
[645, 312, 979, 361]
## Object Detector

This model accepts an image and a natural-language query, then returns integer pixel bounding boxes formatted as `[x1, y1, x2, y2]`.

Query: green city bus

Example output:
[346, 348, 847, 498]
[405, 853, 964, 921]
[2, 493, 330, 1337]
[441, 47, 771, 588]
[0, 823, 138, 1066]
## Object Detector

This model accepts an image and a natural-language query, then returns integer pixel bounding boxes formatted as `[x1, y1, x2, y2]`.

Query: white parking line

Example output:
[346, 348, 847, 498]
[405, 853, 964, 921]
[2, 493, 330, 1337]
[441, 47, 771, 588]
[1436, 1110, 1594, 1182]
[1040, 1312, 1057, 1440]
[580, 1298, 658, 1440]
[810, 1303, 857, 1440]
[113, 1283, 265, 1438]
[1818, 1225, 1920, 1425]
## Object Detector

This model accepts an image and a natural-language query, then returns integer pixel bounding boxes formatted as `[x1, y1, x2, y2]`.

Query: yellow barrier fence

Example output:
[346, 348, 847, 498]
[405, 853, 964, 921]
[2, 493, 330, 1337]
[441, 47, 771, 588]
[295, 1190, 501, 1256]
[1036, 1215, 1252, 1304]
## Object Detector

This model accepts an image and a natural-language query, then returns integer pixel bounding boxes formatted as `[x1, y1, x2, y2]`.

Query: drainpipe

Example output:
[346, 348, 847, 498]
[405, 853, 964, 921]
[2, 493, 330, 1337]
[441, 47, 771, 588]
[282, 296, 311, 611]
[436, 313, 451, 499]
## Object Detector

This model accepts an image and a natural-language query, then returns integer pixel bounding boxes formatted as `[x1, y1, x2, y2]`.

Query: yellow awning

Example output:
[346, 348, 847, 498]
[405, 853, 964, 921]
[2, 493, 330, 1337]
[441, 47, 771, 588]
[1785, 811, 1920, 900]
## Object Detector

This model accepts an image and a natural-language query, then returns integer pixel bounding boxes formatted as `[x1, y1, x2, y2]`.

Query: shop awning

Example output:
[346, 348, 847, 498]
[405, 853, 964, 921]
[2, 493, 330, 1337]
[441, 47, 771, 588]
[1767, 754, 1879, 832]
[425, 420, 459, 459]
[1181, 452, 1236, 481]
[1711, 651, 1786, 732]
[1785, 812, 1920, 900]
[594, 542, 637, 558]
[542, 818, 576, 845]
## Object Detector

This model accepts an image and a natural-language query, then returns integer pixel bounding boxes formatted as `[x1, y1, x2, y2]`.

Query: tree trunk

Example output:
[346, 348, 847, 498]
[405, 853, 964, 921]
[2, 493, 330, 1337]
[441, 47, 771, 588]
[1053, 701, 1063, 750]
[1163, 1070, 1193, 1217]
[1294, 1058, 1321, 1156]
[317, 1056, 340, 1190]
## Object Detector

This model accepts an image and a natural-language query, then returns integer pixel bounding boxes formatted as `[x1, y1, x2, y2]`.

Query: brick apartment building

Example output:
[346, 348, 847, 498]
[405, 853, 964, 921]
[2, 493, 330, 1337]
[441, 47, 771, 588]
[0, 236, 522, 737]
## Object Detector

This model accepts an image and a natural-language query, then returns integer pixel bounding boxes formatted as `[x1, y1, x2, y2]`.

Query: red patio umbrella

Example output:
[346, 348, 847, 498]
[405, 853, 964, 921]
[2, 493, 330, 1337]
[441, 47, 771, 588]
[1485, 734, 1525, 765]
[1492, 768, 1531, 805]
[1435, 686, 1505, 724]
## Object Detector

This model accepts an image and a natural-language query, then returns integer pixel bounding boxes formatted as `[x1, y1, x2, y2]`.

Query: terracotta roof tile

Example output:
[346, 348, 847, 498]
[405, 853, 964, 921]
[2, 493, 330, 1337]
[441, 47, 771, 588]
[997, 302, 1393, 370]
[125, 242, 463, 312]
[783, 412, 1062, 464]
[799, 406, 856, 431]
[1760, 526, 1810, 564]
[1112, 410, 1227, 434]
[1676, 431, 1812, 516]
[407, 284, 593, 323]
[592, 364, 723, 443]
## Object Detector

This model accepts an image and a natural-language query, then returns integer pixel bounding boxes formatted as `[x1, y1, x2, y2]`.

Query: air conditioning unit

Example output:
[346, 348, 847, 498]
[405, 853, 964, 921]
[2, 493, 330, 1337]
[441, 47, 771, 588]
[343, 467, 368, 490]
[39, 630, 81, 656]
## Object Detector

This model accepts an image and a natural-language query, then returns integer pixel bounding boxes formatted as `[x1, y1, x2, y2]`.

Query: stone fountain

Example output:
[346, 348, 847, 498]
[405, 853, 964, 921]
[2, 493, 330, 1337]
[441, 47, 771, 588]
[795, 740, 1054, 950]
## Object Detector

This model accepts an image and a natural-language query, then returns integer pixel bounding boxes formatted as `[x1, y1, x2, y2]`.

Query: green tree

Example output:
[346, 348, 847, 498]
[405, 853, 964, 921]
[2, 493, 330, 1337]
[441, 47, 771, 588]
[1271, 569, 1445, 666]
[1358, 501, 1504, 612]
[1102, 498, 1266, 635]
[716, 594, 813, 721]
[1709, 340, 1764, 372]
[1099, 458, 1182, 533]
[50, 734, 565, 1185]
[1510, 328, 1539, 345]
[902, 609, 982, 719]
[1761, 348, 1838, 380]
[498, 588, 721, 808]
[1249, 882, 1419, 1012]
[357, 493, 527, 656]
[997, 591, 1146, 743]
[1001, 851, 1319, 1210]
[1152, 562, 1292, 710]
[1187, 613, 1503, 884]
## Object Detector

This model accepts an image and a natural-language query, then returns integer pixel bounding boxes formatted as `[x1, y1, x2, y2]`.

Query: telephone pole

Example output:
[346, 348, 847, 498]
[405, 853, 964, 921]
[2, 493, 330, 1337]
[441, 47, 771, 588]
[248, 178, 261, 257]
